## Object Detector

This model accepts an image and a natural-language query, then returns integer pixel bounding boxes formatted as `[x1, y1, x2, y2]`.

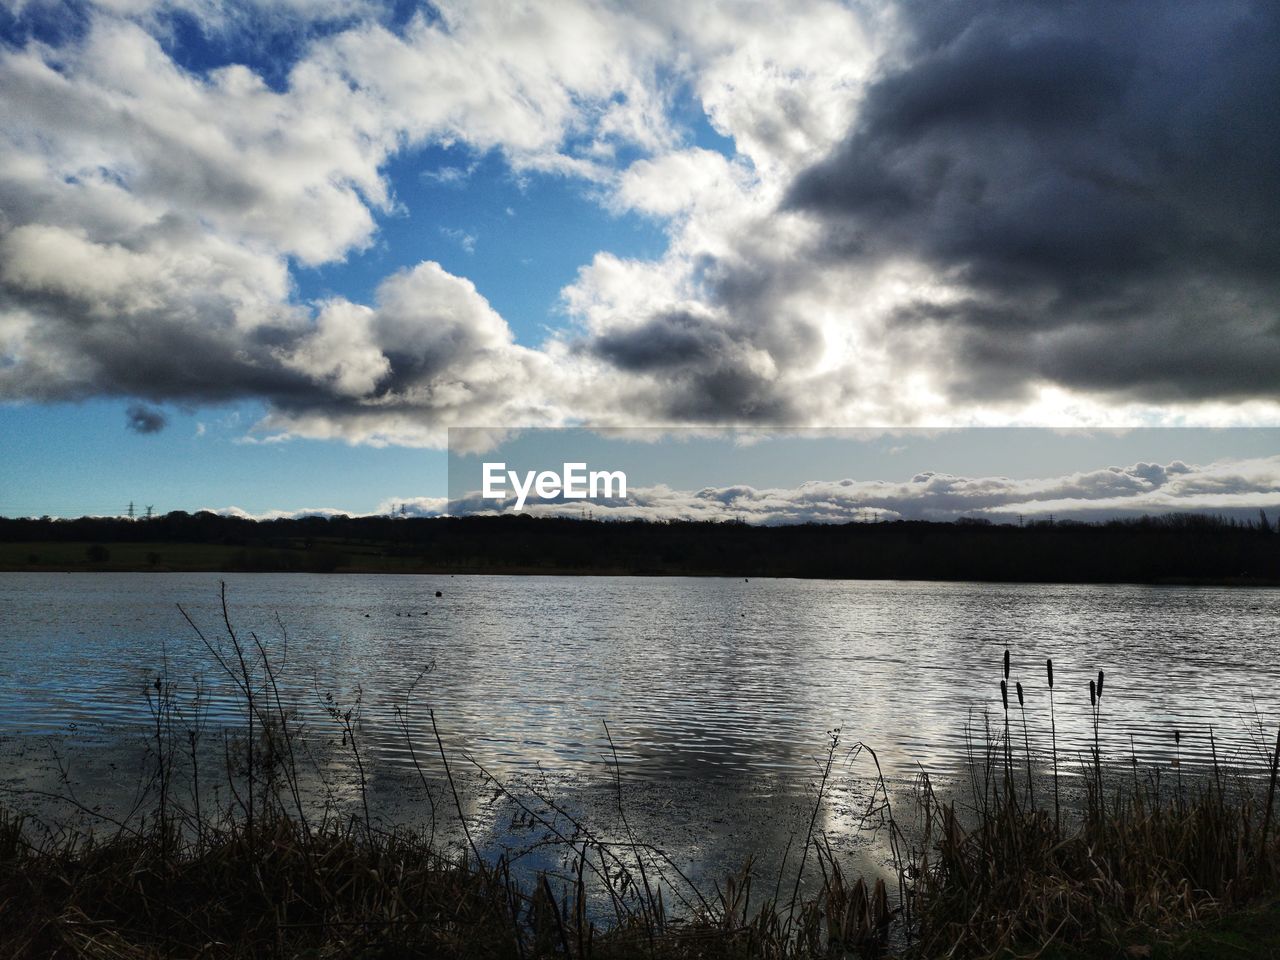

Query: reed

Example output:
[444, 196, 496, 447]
[1016, 680, 1035, 809]
[1264, 722, 1280, 863]
[1091, 669, 1105, 818]
[1047, 657, 1060, 832]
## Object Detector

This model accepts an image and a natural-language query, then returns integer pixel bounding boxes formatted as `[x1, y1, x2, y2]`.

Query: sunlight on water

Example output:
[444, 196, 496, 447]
[2, 573, 1278, 777]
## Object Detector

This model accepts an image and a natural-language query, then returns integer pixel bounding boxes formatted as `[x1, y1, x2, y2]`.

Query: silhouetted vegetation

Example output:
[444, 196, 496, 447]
[1, 511, 1279, 583]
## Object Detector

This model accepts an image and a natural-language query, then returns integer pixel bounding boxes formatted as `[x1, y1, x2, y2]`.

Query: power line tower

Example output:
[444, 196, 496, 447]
[144, 505, 154, 520]
[127, 501, 135, 520]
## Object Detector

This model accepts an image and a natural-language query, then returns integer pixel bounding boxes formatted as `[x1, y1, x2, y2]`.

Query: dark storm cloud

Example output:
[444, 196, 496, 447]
[595, 352, 801, 424]
[0, 281, 319, 405]
[590, 310, 729, 372]
[787, 0, 1280, 401]
[125, 403, 166, 434]
[661, 364, 799, 422]
[581, 308, 803, 423]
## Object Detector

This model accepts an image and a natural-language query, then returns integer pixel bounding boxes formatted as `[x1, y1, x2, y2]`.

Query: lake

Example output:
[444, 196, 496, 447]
[1, 572, 1278, 882]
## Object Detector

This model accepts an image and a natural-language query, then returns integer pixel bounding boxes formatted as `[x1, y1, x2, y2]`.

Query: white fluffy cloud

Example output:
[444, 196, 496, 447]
[0, 20, 389, 263]
[262, 261, 560, 446]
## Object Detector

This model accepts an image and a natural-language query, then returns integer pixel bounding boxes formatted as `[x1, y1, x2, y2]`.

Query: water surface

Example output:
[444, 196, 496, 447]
[1, 573, 1277, 880]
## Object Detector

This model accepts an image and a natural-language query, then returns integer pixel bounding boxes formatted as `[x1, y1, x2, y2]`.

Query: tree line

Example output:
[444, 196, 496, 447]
[2, 510, 1278, 582]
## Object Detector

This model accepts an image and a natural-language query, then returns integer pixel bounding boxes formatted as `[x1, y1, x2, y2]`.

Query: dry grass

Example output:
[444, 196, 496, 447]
[905, 654, 1280, 958]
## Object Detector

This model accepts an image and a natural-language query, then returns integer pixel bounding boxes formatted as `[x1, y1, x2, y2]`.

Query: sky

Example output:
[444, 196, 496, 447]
[0, 0, 1278, 521]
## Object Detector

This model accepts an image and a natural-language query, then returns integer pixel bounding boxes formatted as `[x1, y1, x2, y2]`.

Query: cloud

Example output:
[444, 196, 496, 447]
[125, 402, 166, 433]
[306, 0, 678, 168]
[374, 495, 449, 518]
[261, 261, 562, 446]
[3, 0, 1280, 447]
[0, 19, 390, 265]
[439, 227, 477, 254]
[448, 457, 1280, 525]
[10, 0, 377, 30]
[209, 495, 448, 520]
[559, 0, 1280, 431]
[207, 504, 360, 521]
[421, 164, 477, 187]
[785, 0, 1280, 405]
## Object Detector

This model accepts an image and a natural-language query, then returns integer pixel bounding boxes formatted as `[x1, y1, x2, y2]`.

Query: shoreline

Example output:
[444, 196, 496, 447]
[3, 558, 1278, 588]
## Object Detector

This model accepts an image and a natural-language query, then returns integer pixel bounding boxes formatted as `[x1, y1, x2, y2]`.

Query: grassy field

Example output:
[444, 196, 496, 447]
[0, 540, 252, 571]
[0, 539, 424, 573]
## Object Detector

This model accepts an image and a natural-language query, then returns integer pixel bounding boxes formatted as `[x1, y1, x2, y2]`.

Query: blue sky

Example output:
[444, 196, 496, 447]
[293, 145, 671, 341]
[1, 0, 1278, 519]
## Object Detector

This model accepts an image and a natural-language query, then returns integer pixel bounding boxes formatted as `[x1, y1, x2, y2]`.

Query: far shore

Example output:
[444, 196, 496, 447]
[3, 538, 1280, 587]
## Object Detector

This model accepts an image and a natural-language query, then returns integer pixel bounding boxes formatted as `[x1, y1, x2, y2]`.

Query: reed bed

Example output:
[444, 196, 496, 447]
[1, 588, 1278, 959]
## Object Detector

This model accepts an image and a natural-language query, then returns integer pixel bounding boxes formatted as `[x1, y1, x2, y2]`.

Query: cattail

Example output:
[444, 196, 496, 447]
[1004, 649, 1011, 680]
[1175, 730, 1181, 746]
[1096, 670, 1105, 700]
[1089, 679, 1096, 706]
[1001, 679, 1008, 711]
[1046, 658, 1054, 689]
[1016, 681, 1024, 707]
